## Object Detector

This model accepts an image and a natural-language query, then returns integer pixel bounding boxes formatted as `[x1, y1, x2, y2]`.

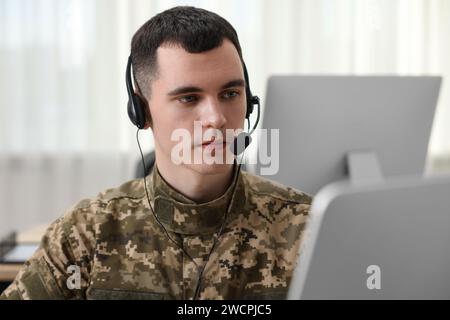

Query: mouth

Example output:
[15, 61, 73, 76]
[199, 139, 229, 149]
[201, 141, 226, 148]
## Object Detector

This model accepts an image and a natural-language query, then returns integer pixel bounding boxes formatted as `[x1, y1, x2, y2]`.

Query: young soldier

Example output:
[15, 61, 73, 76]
[1, 6, 311, 300]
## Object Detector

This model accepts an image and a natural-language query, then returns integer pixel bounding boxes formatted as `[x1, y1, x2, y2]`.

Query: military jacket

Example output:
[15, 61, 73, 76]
[1, 164, 311, 300]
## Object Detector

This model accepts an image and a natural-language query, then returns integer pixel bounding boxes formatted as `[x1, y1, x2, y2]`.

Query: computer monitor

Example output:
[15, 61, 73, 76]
[287, 172, 450, 299]
[257, 76, 441, 194]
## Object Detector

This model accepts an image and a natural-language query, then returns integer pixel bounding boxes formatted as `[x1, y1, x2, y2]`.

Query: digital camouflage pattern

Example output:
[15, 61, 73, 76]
[1, 164, 311, 300]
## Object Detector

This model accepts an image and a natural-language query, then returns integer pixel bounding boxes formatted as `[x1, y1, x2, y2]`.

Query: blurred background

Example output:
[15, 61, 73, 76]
[1, 0, 450, 236]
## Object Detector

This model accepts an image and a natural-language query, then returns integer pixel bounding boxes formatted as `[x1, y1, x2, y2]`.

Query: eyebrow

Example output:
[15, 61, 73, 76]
[167, 79, 245, 96]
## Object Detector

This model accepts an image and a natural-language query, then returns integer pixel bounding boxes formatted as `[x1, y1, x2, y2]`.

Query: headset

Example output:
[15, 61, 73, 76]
[126, 55, 260, 144]
[126, 53, 260, 299]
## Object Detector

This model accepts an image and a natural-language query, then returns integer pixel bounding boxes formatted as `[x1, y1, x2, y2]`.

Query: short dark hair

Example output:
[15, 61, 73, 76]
[130, 6, 244, 99]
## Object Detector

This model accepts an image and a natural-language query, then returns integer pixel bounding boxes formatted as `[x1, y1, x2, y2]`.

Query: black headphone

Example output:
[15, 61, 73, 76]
[126, 55, 260, 129]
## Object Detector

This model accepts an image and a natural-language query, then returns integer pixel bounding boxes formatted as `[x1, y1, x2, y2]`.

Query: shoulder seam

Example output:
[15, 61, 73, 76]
[246, 183, 311, 205]
[74, 194, 145, 210]
[249, 190, 311, 205]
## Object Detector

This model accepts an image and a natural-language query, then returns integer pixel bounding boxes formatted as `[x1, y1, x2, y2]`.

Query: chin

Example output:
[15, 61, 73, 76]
[185, 162, 234, 176]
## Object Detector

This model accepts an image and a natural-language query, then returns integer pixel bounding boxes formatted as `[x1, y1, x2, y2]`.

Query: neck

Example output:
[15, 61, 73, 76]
[154, 151, 235, 203]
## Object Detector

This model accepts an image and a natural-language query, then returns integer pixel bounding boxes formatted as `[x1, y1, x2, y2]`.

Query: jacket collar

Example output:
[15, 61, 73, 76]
[146, 163, 244, 235]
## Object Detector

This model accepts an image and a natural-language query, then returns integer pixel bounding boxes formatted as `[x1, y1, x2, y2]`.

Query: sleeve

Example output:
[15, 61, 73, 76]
[0, 204, 95, 300]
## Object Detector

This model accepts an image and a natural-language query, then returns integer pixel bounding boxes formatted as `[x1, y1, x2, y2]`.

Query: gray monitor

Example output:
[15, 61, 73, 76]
[288, 172, 450, 299]
[257, 76, 441, 194]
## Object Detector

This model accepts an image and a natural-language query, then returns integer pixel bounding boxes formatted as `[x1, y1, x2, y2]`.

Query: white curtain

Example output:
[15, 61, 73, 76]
[1, 0, 450, 235]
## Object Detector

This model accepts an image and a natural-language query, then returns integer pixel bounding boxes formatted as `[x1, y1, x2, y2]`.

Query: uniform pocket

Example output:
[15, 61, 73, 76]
[19, 256, 65, 299]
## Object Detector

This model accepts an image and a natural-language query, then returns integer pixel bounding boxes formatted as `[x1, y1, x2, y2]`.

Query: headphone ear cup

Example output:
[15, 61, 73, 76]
[246, 102, 254, 119]
[128, 94, 147, 129]
[245, 87, 254, 119]
[127, 99, 137, 126]
[246, 95, 260, 119]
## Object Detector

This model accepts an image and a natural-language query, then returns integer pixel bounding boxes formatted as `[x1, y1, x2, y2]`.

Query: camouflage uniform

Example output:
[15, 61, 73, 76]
[1, 164, 311, 300]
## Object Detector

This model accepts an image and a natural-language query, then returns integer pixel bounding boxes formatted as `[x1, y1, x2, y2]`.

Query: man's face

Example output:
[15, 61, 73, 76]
[147, 39, 247, 175]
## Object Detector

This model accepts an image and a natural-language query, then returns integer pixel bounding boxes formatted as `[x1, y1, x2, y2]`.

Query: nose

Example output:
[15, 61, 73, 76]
[200, 97, 227, 129]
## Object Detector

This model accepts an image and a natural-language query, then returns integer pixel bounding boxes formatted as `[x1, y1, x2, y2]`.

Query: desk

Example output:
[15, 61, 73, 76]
[0, 264, 22, 282]
[0, 224, 48, 288]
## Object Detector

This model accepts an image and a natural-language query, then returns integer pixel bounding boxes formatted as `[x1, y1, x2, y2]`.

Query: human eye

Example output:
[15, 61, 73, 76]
[178, 95, 198, 104]
[221, 90, 240, 100]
